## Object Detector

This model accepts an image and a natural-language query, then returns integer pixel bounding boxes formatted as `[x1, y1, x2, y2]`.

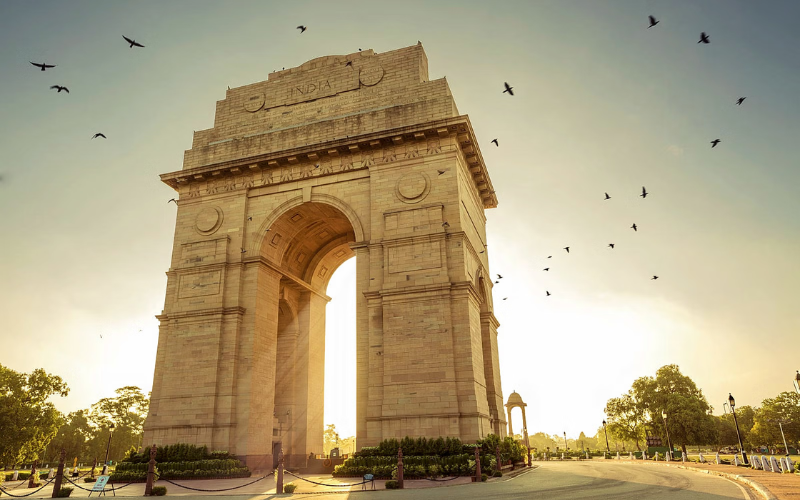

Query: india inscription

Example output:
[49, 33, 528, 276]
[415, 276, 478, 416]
[146, 43, 504, 473]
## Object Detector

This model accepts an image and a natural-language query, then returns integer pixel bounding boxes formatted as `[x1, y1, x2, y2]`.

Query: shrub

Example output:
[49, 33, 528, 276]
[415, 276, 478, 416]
[493, 471, 503, 477]
[481, 473, 488, 482]
[283, 483, 297, 493]
[151, 486, 167, 496]
[384, 480, 400, 489]
[56, 487, 73, 497]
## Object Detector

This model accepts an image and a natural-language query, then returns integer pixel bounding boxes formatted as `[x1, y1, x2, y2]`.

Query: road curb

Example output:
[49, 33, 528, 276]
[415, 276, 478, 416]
[616, 460, 777, 500]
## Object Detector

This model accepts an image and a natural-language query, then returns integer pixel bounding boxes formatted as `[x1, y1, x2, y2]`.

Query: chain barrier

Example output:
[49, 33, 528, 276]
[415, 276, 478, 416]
[157, 471, 274, 493]
[0, 477, 55, 498]
[283, 470, 370, 488]
[63, 475, 99, 492]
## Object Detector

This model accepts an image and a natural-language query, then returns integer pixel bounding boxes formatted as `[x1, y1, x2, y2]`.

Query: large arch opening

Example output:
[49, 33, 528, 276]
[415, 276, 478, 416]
[257, 201, 358, 467]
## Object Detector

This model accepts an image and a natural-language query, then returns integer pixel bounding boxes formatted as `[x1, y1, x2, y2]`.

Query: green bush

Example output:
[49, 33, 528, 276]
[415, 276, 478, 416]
[83, 477, 96, 483]
[481, 473, 488, 482]
[4, 473, 31, 482]
[384, 480, 400, 489]
[56, 487, 73, 497]
[492, 471, 503, 477]
[283, 483, 297, 493]
[151, 486, 167, 496]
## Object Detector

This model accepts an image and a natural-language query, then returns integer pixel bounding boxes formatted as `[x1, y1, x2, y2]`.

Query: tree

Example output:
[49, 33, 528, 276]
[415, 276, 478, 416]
[88, 386, 150, 462]
[633, 365, 718, 455]
[749, 392, 800, 450]
[323, 424, 340, 455]
[604, 392, 646, 450]
[45, 411, 93, 463]
[0, 364, 69, 466]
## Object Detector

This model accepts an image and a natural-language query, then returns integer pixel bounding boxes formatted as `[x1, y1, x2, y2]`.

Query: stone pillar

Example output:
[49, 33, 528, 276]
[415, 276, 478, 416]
[50, 449, 65, 498]
[28, 460, 38, 488]
[495, 446, 502, 473]
[506, 407, 514, 437]
[144, 444, 157, 496]
[276, 447, 284, 494]
[474, 446, 481, 482]
[397, 448, 404, 489]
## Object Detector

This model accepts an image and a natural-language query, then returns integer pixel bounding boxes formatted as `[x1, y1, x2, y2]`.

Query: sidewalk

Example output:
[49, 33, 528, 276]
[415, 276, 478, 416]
[613, 457, 799, 500]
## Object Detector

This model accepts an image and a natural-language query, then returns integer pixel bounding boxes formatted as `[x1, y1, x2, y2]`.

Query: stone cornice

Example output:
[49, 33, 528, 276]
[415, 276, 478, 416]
[160, 116, 498, 208]
[156, 306, 246, 322]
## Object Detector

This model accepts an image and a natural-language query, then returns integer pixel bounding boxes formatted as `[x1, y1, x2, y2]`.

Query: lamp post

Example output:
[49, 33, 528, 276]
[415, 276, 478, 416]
[728, 393, 749, 465]
[102, 423, 115, 474]
[661, 412, 673, 460]
[794, 371, 800, 394]
[767, 419, 790, 456]
[563, 432, 568, 451]
[601, 420, 610, 452]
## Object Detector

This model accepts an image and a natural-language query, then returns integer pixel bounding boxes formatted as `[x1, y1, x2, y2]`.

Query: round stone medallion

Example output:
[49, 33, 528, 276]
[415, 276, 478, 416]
[243, 93, 266, 112]
[359, 65, 385, 87]
[395, 172, 430, 204]
[195, 206, 223, 235]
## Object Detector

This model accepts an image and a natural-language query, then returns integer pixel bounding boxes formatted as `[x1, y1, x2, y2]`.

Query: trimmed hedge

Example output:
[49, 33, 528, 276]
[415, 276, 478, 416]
[151, 486, 167, 496]
[122, 444, 232, 464]
[109, 467, 250, 483]
[333, 454, 477, 478]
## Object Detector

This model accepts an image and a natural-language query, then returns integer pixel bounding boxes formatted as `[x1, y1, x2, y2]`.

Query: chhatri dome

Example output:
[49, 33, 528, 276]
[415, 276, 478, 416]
[505, 391, 527, 407]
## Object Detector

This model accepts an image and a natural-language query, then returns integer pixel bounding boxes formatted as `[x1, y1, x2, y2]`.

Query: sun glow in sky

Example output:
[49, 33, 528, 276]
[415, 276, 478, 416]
[1, 0, 799, 443]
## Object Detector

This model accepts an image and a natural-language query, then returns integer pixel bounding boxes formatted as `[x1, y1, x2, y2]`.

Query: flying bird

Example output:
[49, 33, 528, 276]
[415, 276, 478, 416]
[495, 280, 500, 284]
[442, 221, 450, 228]
[651, 275, 659, 280]
[497, 274, 503, 279]
[503, 82, 514, 96]
[297, 25, 307, 33]
[640, 186, 648, 198]
[648, 15, 659, 28]
[30, 61, 56, 71]
[479, 250, 485, 254]
[437, 169, 448, 175]
[100, 334, 103, 339]
[168, 198, 177, 204]
[503, 297, 508, 300]
[345, 61, 353, 67]
[122, 35, 145, 48]
[241, 248, 247, 254]
[564, 247, 570, 253]
[604, 192, 611, 200]
[92, 133, 106, 139]
[736, 97, 746, 105]
[711, 139, 721, 148]
[608, 244, 615, 249]
[543, 268, 550, 271]
[50, 85, 69, 93]
[631, 223, 638, 231]
[491, 139, 499, 147]
[547, 256, 552, 259]
[698, 32, 710, 44]
[546, 291, 551, 296]
[247, 216, 253, 221]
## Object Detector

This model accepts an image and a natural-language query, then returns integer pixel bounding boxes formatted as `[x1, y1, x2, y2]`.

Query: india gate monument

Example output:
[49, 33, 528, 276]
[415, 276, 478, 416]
[143, 43, 505, 470]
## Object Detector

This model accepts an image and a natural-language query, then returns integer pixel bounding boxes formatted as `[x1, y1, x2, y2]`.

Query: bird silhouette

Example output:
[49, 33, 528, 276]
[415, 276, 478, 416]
[543, 268, 550, 271]
[648, 15, 659, 28]
[640, 186, 648, 198]
[247, 216, 253, 221]
[698, 32, 710, 44]
[122, 35, 145, 48]
[608, 244, 615, 249]
[503, 82, 514, 95]
[651, 275, 659, 280]
[168, 199, 177, 204]
[442, 221, 450, 228]
[297, 25, 307, 33]
[92, 133, 107, 139]
[100, 334, 103, 339]
[30, 62, 56, 71]
[564, 247, 570, 253]
[631, 223, 638, 231]
[546, 291, 551, 296]
[497, 274, 503, 279]
[547, 256, 552, 259]
[711, 139, 721, 148]
[437, 169, 448, 175]
[50, 85, 69, 93]
[736, 97, 746, 105]
[241, 248, 247, 254]
[503, 297, 508, 300]
[491, 139, 499, 147]
[495, 280, 500, 284]
[345, 61, 353, 67]
[604, 192, 611, 200]
[479, 250, 485, 254]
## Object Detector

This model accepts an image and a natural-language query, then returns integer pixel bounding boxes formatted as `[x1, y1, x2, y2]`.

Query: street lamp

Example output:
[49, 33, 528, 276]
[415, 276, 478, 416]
[661, 412, 673, 460]
[563, 432, 568, 451]
[728, 393, 749, 465]
[601, 420, 610, 452]
[794, 371, 800, 394]
[767, 419, 790, 456]
[102, 423, 115, 474]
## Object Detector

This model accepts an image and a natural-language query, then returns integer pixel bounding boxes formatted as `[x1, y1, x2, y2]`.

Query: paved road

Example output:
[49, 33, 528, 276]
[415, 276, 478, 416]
[4, 461, 753, 499]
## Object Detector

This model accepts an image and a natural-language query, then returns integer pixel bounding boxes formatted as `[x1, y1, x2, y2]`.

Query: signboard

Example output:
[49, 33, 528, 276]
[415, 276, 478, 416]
[92, 476, 110, 492]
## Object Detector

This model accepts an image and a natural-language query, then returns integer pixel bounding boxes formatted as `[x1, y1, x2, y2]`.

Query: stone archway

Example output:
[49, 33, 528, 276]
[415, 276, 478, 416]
[144, 43, 505, 471]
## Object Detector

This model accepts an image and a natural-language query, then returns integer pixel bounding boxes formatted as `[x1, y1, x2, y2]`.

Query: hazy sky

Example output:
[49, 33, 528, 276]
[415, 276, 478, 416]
[1, 1, 799, 442]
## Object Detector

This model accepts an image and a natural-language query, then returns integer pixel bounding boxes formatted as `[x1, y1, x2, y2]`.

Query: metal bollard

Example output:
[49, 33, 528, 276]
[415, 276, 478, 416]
[144, 444, 157, 496]
[28, 460, 39, 489]
[51, 449, 66, 498]
[474, 446, 481, 483]
[495, 446, 502, 474]
[397, 447, 404, 489]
